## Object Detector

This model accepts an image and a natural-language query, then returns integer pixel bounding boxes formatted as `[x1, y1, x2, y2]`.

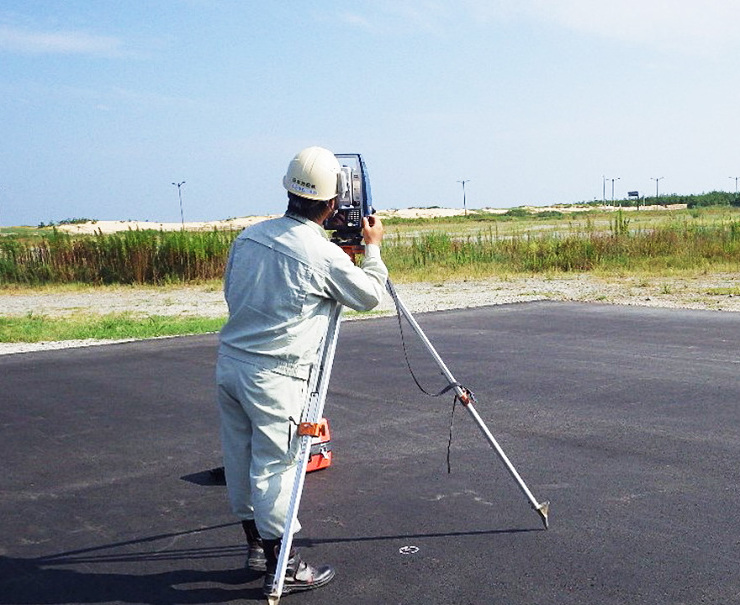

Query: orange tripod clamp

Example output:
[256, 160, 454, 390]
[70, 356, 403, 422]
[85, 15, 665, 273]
[297, 422, 326, 438]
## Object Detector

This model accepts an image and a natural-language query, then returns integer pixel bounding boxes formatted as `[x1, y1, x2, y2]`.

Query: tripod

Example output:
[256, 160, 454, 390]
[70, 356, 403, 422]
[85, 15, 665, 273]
[266, 279, 549, 603]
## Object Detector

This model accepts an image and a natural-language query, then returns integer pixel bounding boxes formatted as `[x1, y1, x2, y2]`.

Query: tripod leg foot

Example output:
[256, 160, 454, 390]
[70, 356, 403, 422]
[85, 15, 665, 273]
[536, 501, 550, 530]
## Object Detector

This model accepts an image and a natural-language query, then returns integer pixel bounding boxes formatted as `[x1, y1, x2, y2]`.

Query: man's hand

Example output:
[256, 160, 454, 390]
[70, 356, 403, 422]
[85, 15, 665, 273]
[362, 215, 384, 246]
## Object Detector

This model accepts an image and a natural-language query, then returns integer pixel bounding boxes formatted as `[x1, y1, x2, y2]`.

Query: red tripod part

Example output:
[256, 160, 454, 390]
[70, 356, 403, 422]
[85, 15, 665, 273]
[339, 244, 365, 264]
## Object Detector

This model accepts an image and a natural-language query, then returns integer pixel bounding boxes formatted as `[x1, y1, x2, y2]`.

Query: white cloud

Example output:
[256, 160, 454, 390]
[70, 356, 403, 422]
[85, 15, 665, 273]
[358, 0, 740, 55]
[338, 12, 375, 31]
[526, 0, 740, 55]
[0, 25, 125, 56]
[376, 0, 448, 32]
[337, 0, 451, 35]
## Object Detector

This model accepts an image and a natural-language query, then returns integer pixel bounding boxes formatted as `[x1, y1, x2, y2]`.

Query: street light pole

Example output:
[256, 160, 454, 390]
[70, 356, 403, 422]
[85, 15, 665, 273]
[602, 175, 607, 203]
[610, 177, 621, 205]
[651, 177, 664, 204]
[729, 176, 739, 195]
[457, 179, 470, 216]
[172, 181, 186, 228]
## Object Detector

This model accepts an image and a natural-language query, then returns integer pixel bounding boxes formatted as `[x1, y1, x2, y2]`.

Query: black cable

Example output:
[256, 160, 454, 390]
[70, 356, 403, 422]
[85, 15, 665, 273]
[387, 280, 461, 397]
[447, 394, 458, 474]
[387, 279, 476, 472]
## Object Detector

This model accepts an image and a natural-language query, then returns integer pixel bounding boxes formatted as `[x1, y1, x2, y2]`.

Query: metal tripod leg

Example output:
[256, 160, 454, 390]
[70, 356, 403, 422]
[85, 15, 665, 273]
[266, 302, 343, 605]
[387, 280, 550, 530]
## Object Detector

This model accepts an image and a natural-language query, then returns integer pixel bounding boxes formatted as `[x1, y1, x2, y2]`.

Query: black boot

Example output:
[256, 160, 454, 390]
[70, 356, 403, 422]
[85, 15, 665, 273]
[262, 538, 335, 597]
[241, 519, 266, 572]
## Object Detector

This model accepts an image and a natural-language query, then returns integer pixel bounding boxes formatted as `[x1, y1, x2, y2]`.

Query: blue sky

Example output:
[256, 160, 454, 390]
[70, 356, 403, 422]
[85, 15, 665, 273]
[2, 1, 740, 226]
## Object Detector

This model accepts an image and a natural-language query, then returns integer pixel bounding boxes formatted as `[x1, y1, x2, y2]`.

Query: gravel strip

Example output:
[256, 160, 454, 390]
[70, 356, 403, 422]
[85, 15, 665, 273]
[2, 274, 739, 355]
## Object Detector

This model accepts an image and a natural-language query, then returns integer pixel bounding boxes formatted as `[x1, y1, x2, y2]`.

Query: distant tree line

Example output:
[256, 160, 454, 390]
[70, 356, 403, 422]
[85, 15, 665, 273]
[584, 190, 739, 209]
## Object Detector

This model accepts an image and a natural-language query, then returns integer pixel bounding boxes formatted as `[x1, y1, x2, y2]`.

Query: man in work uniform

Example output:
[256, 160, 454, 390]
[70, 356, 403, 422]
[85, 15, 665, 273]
[216, 146, 388, 596]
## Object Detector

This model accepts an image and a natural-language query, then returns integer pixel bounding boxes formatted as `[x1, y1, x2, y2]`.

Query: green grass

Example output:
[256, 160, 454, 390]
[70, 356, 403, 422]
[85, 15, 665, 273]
[0, 225, 52, 239]
[0, 307, 386, 343]
[0, 312, 227, 343]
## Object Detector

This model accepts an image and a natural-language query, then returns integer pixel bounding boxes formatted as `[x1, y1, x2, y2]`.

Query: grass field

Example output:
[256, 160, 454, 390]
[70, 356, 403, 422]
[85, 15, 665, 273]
[3, 204, 740, 285]
[381, 205, 740, 281]
[2, 202, 739, 342]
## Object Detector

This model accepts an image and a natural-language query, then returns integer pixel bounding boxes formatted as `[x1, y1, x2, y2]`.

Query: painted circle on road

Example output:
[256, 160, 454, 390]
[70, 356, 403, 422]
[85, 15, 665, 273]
[399, 545, 419, 555]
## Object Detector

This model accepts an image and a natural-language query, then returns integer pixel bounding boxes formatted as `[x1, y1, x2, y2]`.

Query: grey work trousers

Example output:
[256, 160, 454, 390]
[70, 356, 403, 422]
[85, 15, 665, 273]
[216, 353, 306, 540]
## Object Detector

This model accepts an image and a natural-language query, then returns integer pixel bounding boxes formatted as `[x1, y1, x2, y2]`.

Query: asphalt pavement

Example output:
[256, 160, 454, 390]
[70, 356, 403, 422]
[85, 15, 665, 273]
[1, 301, 739, 605]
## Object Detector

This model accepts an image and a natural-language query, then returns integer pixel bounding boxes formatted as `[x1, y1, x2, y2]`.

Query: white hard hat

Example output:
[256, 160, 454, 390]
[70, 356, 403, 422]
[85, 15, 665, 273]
[283, 146, 343, 201]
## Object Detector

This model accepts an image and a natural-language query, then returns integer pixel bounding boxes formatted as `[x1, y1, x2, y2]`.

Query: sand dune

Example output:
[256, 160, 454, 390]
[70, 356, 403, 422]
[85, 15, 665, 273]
[56, 204, 686, 235]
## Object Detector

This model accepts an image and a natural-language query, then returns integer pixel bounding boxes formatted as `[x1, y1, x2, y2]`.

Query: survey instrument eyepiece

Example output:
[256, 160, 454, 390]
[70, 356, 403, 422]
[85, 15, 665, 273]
[324, 153, 375, 246]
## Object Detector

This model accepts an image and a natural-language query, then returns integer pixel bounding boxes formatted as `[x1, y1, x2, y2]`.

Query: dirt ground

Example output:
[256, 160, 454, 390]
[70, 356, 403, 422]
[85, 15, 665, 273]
[2, 272, 739, 355]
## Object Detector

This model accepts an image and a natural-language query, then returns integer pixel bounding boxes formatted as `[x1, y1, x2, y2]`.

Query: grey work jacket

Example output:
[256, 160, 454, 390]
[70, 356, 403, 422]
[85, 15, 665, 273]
[218, 213, 388, 379]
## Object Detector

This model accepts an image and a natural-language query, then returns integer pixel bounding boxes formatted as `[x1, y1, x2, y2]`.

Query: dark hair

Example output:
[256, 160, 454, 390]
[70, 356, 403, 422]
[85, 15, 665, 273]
[287, 192, 334, 222]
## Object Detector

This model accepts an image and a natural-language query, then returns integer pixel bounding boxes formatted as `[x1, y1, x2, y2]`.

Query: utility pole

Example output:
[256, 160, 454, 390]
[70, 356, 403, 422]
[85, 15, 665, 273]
[651, 177, 664, 204]
[172, 181, 186, 228]
[457, 179, 470, 216]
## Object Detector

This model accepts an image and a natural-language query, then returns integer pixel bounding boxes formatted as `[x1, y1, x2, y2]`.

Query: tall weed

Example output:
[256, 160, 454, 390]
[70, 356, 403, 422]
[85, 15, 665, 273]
[382, 220, 740, 278]
[0, 228, 237, 285]
[2, 218, 740, 286]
